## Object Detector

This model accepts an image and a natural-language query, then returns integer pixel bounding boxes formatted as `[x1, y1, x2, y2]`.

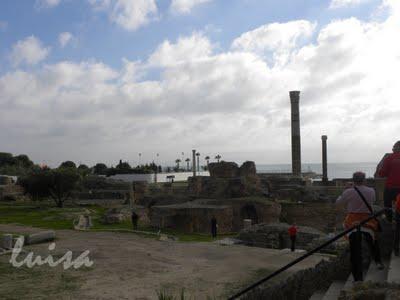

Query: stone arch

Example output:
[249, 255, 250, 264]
[241, 204, 259, 224]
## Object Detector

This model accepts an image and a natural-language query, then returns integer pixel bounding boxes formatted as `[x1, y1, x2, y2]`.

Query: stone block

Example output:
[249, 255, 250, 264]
[74, 215, 93, 230]
[243, 219, 252, 230]
[1, 234, 13, 249]
[26, 231, 55, 245]
[239, 161, 257, 177]
[208, 162, 240, 178]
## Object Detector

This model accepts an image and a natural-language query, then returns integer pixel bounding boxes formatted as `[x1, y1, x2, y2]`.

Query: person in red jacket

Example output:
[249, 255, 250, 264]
[288, 223, 298, 252]
[395, 193, 400, 256]
[377, 141, 400, 255]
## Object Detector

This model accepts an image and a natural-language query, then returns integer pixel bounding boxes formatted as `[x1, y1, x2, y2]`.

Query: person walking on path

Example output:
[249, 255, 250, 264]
[211, 216, 217, 238]
[288, 223, 297, 252]
[131, 210, 139, 231]
[336, 172, 384, 281]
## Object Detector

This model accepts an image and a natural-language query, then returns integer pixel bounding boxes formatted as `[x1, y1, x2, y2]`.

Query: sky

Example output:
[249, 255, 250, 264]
[0, 0, 399, 167]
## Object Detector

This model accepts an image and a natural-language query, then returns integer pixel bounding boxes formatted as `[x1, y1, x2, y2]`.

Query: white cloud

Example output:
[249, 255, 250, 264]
[2, 0, 400, 165]
[10, 36, 50, 67]
[232, 20, 316, 66]
[58, 32, 73, 48]
[329, 0, 371, 9]
[170, 0, 212, 14]
[89, 0, 158, 31]
[148, 32, 213, 67]
[381, 0, 400, 16]
[35, 0, 61, 9]
[232, 20, 316, 53]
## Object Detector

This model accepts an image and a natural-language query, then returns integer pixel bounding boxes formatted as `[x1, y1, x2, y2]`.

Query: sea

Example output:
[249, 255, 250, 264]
[256, 162, 378, 179]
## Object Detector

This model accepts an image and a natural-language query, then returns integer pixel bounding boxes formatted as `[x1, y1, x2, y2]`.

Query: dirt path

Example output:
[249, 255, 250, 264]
[0, 224, 329, 299]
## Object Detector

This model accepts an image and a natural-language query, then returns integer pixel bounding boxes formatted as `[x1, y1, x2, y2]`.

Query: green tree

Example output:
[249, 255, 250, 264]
[116, 160, 132, 174]
[14, 154, 34, 168]
[49, 168, 80, 207]
[185, 158, 190, 171]
[18, 169, 53, 200]
[175, 159, 181, 171]
[59, 161, 76, 169]
[77, 164, 90, 176]
[19, 168, 80, 207]
[0, 152, 15, 167]
[93, 163, 108, 175]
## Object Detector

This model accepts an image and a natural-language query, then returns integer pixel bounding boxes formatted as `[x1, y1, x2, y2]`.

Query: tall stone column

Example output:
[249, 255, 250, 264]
[192, 149, 197, 177]
[321, 135, 328, 183]
[290, 91, 301, 177]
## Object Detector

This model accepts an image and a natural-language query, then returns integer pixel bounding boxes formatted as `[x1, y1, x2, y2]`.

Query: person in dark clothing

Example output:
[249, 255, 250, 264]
[395, 194, 400, 256]
[131, 210, 138, 230]
[288, 224, 297, 252]
[377, 141, 400, 219]
[377, 141, 400, 255]
[211, 217, 217, 238]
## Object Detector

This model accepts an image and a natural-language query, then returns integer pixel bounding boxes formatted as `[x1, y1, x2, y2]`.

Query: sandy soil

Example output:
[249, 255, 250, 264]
[0, 224, 329, 299]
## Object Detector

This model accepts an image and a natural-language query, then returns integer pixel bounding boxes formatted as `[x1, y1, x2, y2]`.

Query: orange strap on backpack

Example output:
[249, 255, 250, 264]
[396, 194, 400, 213]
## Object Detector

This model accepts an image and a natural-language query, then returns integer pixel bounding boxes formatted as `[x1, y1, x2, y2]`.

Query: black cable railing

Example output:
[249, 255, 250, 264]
[228, 208, 387, 300]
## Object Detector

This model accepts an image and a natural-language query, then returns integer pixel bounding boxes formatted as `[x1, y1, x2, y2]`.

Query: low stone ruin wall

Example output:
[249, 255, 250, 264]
[73, 199, 126, 207]
[149, 198, 281, 233]
[72, 190, 127, 200]
[198, 198, 281, 232]
[280, 202, 346, 233]
[240, 249, 350, 300]
[237, 222, 324, 249]
[0, 184, 24, 201]
[150, 203, 234, 234]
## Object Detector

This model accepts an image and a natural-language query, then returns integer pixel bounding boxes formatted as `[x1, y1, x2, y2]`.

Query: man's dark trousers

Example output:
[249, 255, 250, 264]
[384, 188, 400, 254]
[290, 236, 296, 252]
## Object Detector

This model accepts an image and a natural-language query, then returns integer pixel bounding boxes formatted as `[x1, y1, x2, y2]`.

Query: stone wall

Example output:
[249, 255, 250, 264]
[72, 190, 127, 200]
[240, 249, 350, 300]
[198, 198, 281, 232]
[150, 202, 233, 234]
[237, 222, 324, 249]
[188, 161, 261, 198]
[0, 184, 24, 201]
[149, 198, 281, 233]
[280, 202, 345, 233]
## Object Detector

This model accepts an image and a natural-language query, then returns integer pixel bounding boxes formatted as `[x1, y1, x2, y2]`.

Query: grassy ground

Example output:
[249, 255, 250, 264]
[0, 256, 83, 300]
[0, 202, 235, 242]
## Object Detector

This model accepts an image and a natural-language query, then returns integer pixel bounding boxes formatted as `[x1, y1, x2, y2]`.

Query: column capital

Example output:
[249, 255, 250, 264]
[321, 135, 328, 141]
[289, 91, 300, 102]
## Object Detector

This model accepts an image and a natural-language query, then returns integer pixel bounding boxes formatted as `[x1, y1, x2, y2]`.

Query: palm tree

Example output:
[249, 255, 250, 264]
[175, 159, 181, 170]
[196, 152, 200, 172]
[185, 158, 190, 171]
[215, 154, 221, 163]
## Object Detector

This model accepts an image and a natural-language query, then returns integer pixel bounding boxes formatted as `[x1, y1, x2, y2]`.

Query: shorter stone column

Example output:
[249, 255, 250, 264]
[192, 149, 197, 177]
[321, 135, 328, 183]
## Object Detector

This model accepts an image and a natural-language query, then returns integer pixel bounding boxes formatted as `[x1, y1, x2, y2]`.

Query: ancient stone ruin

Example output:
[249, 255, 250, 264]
[187, 161, 262, 198]
[237, 222, 324, 249]
[148, 161, 281, 233]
